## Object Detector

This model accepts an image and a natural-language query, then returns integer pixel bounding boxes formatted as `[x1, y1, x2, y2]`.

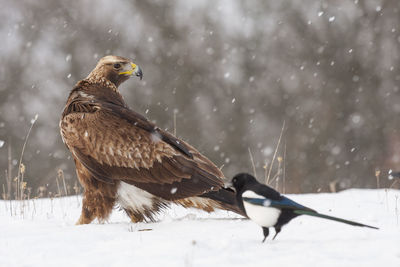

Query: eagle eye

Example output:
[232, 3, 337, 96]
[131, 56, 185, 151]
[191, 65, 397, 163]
[113, 63, 122, 69]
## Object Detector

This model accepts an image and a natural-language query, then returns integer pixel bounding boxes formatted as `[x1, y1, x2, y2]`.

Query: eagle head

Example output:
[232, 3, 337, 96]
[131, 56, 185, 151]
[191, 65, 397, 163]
[87, 55, 143, 87]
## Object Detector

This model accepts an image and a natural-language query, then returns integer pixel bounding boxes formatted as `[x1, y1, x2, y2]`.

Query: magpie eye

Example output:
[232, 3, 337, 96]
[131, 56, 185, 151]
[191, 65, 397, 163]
[113, 63, 121, 69]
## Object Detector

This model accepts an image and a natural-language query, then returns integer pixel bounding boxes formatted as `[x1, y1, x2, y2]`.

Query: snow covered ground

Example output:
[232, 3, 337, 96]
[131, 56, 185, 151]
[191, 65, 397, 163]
[0, 189, 399, 267]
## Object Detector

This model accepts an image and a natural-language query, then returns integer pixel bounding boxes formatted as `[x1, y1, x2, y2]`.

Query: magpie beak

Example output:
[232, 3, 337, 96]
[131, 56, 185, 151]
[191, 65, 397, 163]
[224, 181, 236, 192]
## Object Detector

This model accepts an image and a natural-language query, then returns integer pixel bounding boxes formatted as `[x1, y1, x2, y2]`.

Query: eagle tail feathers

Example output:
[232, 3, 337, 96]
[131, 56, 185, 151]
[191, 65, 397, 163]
[200, 187, 247, 217]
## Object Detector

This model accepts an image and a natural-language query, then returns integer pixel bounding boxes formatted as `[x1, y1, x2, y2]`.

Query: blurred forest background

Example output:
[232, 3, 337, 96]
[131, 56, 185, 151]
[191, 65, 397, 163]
[1, 0, 400, 199]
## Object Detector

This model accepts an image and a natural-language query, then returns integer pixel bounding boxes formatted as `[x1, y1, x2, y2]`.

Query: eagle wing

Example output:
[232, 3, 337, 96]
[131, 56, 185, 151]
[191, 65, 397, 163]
[61, 98, 225, 200]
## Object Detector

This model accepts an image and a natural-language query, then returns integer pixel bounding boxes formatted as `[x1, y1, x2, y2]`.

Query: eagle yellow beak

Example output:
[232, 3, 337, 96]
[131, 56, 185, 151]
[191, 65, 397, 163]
[119, 63, 143, 80]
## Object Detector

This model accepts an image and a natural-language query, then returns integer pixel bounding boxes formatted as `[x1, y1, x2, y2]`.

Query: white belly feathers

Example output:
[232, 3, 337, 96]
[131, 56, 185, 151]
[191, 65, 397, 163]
[242, 190, 281, 227]
[117, 182, 154, 212]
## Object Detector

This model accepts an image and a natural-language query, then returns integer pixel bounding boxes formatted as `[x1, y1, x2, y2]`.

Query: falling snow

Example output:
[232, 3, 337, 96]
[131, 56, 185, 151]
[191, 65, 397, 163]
[262, 146, 273, 156]
[150, 132, 162, 143]
[351, 114, 362, 125]
[0, 0, 398, 211]
[30, 114, 38, 124]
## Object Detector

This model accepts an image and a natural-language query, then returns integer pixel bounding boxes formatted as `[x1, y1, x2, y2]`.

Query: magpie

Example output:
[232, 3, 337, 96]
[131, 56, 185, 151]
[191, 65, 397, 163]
[230, 173, 378, 242]
[388, 170, 400, 179]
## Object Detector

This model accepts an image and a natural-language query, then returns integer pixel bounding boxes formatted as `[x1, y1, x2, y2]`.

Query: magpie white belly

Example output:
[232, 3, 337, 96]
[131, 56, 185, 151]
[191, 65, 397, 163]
[242, 190, 281, 227]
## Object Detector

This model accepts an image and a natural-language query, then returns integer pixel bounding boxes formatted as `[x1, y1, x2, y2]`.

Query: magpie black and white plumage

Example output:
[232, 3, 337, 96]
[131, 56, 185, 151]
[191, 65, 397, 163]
[388, 170, 400, 180]
[231, 173, 378, 242]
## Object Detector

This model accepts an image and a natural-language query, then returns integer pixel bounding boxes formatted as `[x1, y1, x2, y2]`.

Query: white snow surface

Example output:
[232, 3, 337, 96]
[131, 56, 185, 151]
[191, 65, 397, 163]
[1, 189, 399, 267]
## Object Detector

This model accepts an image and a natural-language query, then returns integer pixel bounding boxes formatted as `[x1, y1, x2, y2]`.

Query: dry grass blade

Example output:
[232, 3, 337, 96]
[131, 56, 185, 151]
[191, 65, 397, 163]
[2, 184, 5, 200]
[7, 144, 12, 200]
[263, 163, 268, 184]
[248, 147, 257, 179]
[268, 157, 283, 188]
[282, 140, 287, 193]
[390, 179, 399, 189]
[266, 120, 285, 185]
[20, 163, 26, 200]
[58, 169, 68, 196]
[16, 114, 39, 200]
[375, 169, 381, 189]
[55, 173, 61, 197]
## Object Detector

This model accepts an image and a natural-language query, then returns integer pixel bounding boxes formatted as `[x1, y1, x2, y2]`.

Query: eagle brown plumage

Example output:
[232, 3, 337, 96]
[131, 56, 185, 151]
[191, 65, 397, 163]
[60, 55, 244, 225]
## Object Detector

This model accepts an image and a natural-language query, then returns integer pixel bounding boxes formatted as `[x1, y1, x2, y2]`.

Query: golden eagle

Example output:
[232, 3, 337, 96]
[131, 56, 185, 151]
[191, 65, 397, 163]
[60, 55, 244, 224]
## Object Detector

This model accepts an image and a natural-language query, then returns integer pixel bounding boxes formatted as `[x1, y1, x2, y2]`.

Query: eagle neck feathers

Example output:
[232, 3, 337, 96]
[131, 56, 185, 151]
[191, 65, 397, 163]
[62, 79, 127, 116]
[86, 75, 119, 93]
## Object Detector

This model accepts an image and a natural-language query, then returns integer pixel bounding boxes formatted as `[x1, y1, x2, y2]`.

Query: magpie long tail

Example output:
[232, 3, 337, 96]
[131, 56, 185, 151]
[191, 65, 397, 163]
[294, 210, 378, 229]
